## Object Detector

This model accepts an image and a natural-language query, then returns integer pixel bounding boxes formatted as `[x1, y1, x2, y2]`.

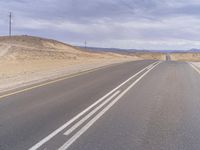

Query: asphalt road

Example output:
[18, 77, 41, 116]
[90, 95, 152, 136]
[1, 60, 200, 150]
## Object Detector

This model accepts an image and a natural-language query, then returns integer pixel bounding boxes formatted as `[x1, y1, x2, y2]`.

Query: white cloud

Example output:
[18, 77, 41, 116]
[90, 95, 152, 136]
[1, 0, 200, 50]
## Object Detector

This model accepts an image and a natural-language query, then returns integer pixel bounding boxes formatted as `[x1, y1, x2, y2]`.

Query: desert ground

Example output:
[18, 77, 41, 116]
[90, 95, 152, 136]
[0, 35, 140, 92]
[133, 52, 166, 60]
[168, 53, 200, 70]
[169, 52, 200, 61]
[1, 35, 200, 92]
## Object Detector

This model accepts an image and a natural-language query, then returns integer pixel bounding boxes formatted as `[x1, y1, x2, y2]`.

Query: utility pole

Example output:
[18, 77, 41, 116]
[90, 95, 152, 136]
[9, 12, 12, 36]
[84, 40, 87, 49]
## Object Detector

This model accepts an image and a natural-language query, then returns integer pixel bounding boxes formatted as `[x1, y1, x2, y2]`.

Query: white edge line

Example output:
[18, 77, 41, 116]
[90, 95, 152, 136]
[58, 62, 160, 150]
[189, 63, 200, 74]
[29, 61, 159, 150]
[64, 90, 121, 136]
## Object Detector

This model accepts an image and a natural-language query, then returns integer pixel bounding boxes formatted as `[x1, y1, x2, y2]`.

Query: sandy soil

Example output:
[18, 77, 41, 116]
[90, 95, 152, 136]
[0, 35, 137, 92]
[170, 53, 200, 61]
[134, 52, 166, 60]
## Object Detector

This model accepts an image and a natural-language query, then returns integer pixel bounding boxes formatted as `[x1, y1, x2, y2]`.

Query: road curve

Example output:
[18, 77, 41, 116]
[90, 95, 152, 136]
[0, 60, 154, 150]
[1, 61, 200, 150]
[68, 61, 200, 150]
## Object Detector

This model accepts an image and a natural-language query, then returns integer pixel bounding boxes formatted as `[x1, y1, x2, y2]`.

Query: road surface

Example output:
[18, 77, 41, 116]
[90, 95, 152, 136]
[166, 53, 171, 61]
[0, 60, 200, 150]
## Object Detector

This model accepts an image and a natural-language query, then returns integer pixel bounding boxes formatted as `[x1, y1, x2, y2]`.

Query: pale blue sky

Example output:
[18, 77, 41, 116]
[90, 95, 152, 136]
[1, 0, 200, 50]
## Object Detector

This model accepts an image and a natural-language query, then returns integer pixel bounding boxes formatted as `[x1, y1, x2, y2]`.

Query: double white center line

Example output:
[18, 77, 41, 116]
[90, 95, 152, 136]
[63, 90, 121, 136]
[29, 61, 161, 150]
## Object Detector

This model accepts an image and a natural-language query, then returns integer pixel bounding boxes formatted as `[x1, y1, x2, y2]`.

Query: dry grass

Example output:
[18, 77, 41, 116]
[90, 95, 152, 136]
[169, 53, 200, 61]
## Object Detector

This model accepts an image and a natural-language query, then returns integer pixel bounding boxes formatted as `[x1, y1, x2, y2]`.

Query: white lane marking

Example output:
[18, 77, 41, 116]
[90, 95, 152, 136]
[190, 63, 200, 75]
[29, 61, 158, 150]
[64, 90, 120, 136]
[58, 62, 161, 150]
[146, 64, 153, 70]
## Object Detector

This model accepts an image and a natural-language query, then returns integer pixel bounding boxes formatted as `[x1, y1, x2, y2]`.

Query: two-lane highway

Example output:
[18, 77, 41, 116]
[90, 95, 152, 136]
[0, 60, 155, 150]
[1, 60, 200, 150]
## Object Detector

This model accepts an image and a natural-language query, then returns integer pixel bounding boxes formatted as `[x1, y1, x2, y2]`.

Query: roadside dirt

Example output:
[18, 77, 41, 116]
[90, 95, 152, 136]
[0, 35, 138, 92]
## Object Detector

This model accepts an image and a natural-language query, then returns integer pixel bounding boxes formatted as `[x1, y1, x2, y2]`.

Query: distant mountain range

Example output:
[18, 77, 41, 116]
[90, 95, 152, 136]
[78, 46, 200, 53]
[187, 49, 200, 52]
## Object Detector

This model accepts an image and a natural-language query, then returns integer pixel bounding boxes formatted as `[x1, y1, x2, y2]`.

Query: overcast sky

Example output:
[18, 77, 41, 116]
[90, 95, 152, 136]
[1, 0, 200, 50]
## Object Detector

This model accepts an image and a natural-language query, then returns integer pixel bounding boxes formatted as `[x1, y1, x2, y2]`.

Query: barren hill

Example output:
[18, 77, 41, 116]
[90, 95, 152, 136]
[0, 35, 128, 60]
[0, 35, 137, 92]
[0, 35, 87, 53]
